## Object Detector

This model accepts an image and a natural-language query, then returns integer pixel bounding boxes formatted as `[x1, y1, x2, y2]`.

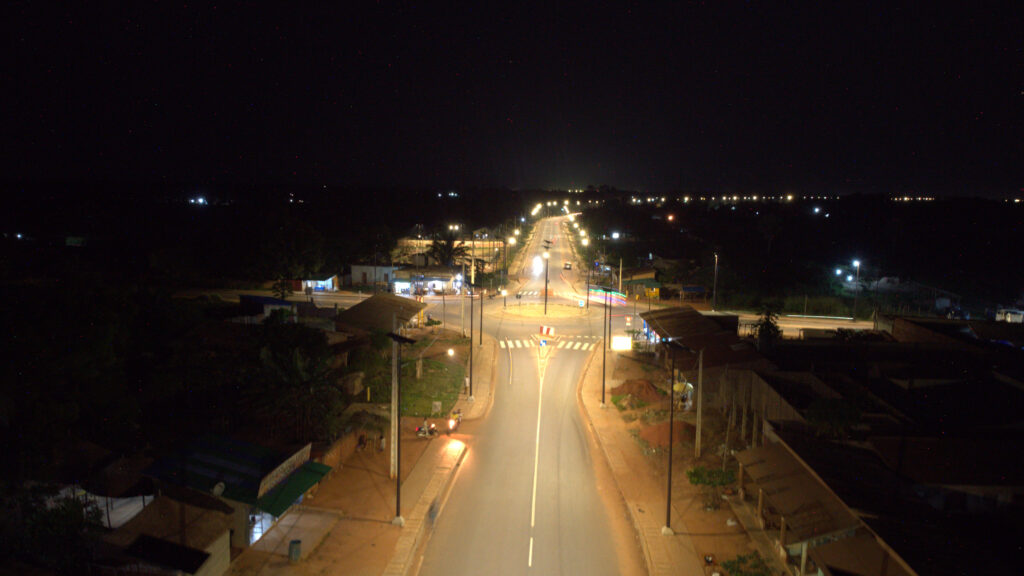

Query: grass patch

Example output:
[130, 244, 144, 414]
[399, 359, 464, 417]
[629, 429, 651, 451]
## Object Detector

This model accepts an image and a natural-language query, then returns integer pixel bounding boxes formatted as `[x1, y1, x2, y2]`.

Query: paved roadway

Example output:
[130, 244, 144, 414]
[417, 217, 641, 575]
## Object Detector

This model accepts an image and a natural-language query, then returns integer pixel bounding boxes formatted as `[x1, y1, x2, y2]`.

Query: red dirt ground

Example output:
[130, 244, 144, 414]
[639, 420, 695, 448]
[610, 379, 663, 404]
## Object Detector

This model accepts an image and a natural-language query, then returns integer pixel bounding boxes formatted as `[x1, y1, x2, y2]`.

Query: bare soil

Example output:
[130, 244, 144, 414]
[611, 351, 756, 571]
[610, 379, 663, 404]
[639, 420, 695, 448]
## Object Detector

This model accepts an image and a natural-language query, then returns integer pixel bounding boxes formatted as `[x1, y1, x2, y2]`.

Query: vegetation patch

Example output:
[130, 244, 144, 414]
[399, 359, 464, 417]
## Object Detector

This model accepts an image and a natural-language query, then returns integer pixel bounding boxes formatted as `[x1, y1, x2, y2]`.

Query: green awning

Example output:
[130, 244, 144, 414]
[256, 461, 332, 517]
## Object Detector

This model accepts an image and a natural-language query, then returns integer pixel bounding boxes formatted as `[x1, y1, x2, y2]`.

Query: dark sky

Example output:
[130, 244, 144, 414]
[3, 2, 1021, 194]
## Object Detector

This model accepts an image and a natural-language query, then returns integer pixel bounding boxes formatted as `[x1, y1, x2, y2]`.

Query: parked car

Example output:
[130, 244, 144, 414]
[563, 262, 572, 270]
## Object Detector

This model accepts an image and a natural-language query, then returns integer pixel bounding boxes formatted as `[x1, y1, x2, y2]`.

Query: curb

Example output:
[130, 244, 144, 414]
[382, 442, 468, 576]
[575, 347, 661, 576]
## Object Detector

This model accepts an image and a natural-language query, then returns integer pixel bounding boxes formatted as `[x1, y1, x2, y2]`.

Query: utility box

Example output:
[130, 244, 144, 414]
[289, 540, 302, 564]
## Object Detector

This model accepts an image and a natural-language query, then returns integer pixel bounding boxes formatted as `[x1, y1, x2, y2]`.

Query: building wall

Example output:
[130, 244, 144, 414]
[349, 264, 400, 287]
[196, 530, 231, 576]
[891, 318, 961, 346]
[224, 498, 250, 549]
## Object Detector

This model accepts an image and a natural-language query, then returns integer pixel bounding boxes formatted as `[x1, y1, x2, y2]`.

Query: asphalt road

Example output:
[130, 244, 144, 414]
[417, 217, 640, 575]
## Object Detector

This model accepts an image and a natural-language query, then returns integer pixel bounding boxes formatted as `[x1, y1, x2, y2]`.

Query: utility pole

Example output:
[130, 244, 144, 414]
[601, 288, 607, 407]
[469, 290, 474, 400]
[712, 253, 719, 311]
[387, 328, 415, 527]
[663, 342, 679, 535]
[695, 348, 704, 459]
[390, 314, 398, 480]
[586, 266, 590, 310]
[542, 239, 552, 316]
[460, 262, 466, 336]
[479, 288, 484, 346]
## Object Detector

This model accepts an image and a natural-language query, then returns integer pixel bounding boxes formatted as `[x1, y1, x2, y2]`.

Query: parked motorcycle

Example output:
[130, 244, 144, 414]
[416, 422, 439, 438]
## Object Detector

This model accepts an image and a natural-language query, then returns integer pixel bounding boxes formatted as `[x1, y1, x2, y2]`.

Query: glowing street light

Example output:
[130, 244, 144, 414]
[852, 260, 862, 321]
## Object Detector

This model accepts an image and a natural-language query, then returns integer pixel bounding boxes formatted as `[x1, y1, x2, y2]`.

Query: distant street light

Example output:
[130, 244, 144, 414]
[852, 259, 862, 321]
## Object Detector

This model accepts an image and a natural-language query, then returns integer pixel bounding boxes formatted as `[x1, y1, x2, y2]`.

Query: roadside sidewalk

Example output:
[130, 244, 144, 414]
[578, 351, 706, 576]
[229, 336, 498, 576]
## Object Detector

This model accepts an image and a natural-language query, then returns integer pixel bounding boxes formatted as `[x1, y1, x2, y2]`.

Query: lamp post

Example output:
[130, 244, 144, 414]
[852, 259, 861, 321]
[479, 289, 484, 347]
[543, 251, 550, 315]
[502, 289, 508, 309]
[583, 238, 590, 310]
[712, 253, 719, 311]
[386, 331, 416, 527]
[601, 287, 609, 407]
[469, 289, 474, 400]
[663, 340, 683, 535]
[506, 236, 516, 285]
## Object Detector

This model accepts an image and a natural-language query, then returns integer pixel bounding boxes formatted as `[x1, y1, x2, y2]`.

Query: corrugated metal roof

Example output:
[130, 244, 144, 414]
[736, 443, 860, 543]
[640, 306, 767, 369]
[336, 293, 427, 332]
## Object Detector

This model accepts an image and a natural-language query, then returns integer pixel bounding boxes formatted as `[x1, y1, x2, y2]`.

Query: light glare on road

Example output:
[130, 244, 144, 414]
[532, 256, 544, 276]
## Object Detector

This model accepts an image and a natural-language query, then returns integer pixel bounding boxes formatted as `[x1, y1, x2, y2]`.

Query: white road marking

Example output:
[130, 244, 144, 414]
[529, 536, 534, 567]
[529, 370, 545, 566]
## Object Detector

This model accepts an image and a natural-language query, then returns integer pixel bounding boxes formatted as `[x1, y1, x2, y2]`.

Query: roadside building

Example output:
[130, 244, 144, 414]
[347, 263, 402, 291]
[393, 266, 459, 295]
[145, 435, 331, 549]
[335, 292, 427, 333]
[102, 494, 233, 576]
[301, 274, 338, 293]
[640, 306, 774, 408]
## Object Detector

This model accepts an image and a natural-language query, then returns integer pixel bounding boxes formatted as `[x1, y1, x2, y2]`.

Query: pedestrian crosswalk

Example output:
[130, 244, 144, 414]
[516, 290, 540, 297]
[499, 336, 600, 351]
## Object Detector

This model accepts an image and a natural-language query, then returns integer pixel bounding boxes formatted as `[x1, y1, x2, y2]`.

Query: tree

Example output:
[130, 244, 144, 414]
[751, 307, 782, 353]
[247, 321, 346, 442]
[0, 485, 103, 574]
[686, 466, 736, 510]
[427, 231, 470, 268]
[271, 277, 294, 300]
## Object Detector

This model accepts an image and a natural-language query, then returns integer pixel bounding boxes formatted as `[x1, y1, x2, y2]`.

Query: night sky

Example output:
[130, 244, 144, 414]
[3, 2, 1021, 194]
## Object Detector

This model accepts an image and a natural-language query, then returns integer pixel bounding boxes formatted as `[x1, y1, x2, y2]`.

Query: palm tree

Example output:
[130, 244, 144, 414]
[427, 231, 469, 268]
[246, 322, 346, 442]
